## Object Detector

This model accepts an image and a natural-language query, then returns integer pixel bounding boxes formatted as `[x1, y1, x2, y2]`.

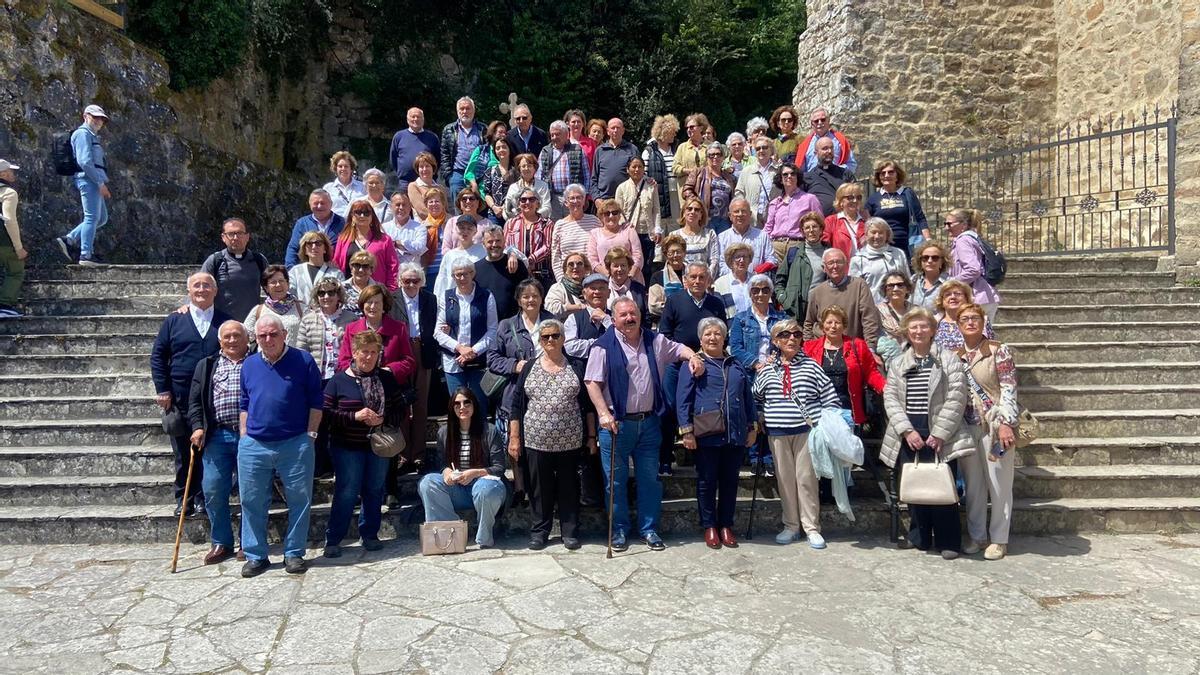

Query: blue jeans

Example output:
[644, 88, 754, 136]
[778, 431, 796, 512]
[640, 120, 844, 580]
[907, 233, 926, 257]
[417, 473, 507, 546]
[326, 445, 390, 546]
[660, 363, 681, 464]
[201, 427, 240, 547]
[600, 416, 663, 537]
[708, 216, 732, 235]
[445, 369, 488, 418]
[67, 178, 108, 258]
[449, 172, 466, 211]
[237, 433, 314, 561]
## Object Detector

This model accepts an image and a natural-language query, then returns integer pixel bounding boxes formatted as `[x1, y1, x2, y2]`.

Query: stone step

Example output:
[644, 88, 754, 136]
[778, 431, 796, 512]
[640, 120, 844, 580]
[1021, 384, 1200, 411]
[0, 446, 173, 477]
[1032, 409, 1200, 438]
[1004, 254, 1161, 274]
[0, 396, 158, 421]
[1010, 341, 1200, 364]
[2, 493, 1195, 545]
[1014, 465, 1200, 500]
[998, 321, 1200, 342]
[22, 279, 185, 299]
[999, 287, 1200, 306]
[1017, 362, 1200, 386]
[999, 271, 1175, 291]
[0, 474, 176, 506]
[0, 315, 164, 335]
[0, 353, 148, 376]
[1017, 436, 1200, 467]
[997, 303, 1200, 323]
[28, 264, 196, 282]
[0, 332, 156, 356]
[0, 373, 154, 397]
[22, 296, 183, 317]
[0, 418, 163, 446]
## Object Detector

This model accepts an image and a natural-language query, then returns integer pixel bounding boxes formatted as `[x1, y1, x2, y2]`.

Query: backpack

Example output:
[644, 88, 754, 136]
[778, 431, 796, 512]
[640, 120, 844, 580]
[52, 132, 81, 176]
[974, 234, 1007, 286]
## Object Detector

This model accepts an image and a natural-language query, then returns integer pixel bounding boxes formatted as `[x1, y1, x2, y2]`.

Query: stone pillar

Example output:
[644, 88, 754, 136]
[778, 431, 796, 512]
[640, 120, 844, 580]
[1174, 3, 1200, 281]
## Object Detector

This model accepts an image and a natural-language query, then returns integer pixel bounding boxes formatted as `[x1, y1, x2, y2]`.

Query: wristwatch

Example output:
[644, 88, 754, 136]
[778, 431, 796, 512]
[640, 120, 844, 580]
[307, 431, 318, 439]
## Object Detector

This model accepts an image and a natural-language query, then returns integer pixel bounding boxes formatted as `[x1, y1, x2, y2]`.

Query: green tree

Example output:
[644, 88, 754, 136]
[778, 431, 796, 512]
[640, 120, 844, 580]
[127, 0, 251, 89]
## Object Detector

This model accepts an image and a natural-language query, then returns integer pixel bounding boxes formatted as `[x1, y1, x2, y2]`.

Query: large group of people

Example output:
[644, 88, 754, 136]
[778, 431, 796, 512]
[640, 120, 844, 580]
[139, 98, 1021, 576]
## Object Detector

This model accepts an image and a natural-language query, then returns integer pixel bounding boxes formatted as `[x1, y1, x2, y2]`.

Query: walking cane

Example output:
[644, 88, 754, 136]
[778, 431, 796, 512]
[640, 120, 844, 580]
[605, 426, 618, 559]
[170, 444, 199, 573]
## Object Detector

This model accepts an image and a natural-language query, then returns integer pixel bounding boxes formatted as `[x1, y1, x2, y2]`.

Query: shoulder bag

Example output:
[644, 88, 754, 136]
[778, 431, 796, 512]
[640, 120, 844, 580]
[692, 359, 727, 438]
[420, 519, 468, 555]
[961, 362, 1038, 448]
[899, 452, 958, 505]
[369, 424, 407, 458]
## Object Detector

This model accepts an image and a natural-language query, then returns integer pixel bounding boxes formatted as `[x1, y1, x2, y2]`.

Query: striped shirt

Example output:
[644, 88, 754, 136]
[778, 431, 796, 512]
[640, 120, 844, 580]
[904, 360, 933, 415]
[552, 215, 600, 281]
[752, 356, 840, 434]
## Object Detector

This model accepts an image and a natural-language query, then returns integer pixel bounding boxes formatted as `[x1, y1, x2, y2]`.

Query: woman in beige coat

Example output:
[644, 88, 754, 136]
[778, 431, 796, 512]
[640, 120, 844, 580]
[881, 307, 974, 558]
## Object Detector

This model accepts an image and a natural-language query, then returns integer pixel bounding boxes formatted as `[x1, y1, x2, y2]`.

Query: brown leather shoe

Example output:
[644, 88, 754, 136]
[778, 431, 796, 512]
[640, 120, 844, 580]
[236, 549, 246, 561]
[203, 545, 234, 565]
[704, 527, 721, 549]
[719, 527, 738, 548]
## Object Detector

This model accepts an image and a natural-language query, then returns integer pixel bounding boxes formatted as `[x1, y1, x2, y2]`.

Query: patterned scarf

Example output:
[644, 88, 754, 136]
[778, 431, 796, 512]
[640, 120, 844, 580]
[265, 293, 298, 317]
[349, 362, 384, 415]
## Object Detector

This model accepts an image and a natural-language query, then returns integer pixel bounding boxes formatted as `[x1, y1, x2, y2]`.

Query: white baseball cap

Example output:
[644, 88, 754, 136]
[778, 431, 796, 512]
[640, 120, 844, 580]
[83, 104, 109, 119]
[0, 160, 19, 172]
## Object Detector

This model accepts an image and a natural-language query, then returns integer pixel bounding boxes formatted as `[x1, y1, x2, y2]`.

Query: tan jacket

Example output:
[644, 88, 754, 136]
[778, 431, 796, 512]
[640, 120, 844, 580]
[880, 344, 976, 468]
[0, 185, 21, 251]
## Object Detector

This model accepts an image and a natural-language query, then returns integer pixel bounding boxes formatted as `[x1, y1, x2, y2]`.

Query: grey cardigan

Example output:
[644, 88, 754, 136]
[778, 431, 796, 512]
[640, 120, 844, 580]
[434, 424, 506, 477]
[294, 308, 357, 377]
[880, 344, 976, 468]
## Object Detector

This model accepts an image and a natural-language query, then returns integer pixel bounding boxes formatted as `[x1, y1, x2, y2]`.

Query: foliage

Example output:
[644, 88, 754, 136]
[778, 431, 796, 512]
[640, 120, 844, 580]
[127, 0, 250, 89]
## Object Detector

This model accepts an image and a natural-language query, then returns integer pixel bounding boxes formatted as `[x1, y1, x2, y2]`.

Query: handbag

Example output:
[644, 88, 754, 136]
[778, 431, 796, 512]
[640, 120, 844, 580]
[420, 520, 468, 555]
[480, 370, 510, 401]
[692, 359, 727, 439]
[161, 406, 189, 437]
[369, 424, 406, 458]
[899, 453, 959, 505]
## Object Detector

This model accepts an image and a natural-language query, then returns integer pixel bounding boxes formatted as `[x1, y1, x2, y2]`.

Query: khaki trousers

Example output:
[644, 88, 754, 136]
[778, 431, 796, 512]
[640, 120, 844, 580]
[769, 432, 821, 534]
[962, 426, 1015, 545]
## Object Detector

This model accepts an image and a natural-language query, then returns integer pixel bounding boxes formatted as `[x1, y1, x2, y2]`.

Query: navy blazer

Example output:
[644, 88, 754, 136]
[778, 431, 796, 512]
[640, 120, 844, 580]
[676, 355, 757, 448]
[150, 309, 232, 403]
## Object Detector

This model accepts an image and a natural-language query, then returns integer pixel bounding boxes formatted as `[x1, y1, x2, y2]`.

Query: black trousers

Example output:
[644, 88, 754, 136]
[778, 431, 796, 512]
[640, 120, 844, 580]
[695, 443, 742, 528]
[527, 447, 581, 539]
[899, 413, 962, 552]
[169, 432, 204, 505]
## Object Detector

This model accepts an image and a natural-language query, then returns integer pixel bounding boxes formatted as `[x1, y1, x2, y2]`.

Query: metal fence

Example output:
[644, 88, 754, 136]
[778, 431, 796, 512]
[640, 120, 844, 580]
[902, 105, 1177, 256]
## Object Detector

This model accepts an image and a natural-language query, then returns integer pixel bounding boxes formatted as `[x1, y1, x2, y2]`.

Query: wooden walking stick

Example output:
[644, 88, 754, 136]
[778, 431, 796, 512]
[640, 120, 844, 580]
[605, 427, 617, 559]
[170, 444, 199, 573]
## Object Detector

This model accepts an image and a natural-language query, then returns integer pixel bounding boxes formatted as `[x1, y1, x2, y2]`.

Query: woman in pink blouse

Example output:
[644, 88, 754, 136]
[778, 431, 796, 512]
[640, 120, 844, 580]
[333, 199, 399, 291]
[503, 187, 555, 285]
[587, 199, 644, 283]
[763, 163, 823, 264]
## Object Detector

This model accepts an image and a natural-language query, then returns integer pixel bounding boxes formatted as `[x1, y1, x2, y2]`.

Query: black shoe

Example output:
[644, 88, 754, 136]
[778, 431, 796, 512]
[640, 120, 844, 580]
[658, 463, 674, 477]
[642, 531, 666, 551]
[323, 545, 342, 559]
[175, 501, 195, 518]
[241, 559, 270, 577]
[562, 537, 581, 550]
[55, 237, 77, 263]
[528, 536, 548, 551]
[361, 538, 384, 552]
[510, 490, 526, 508]
[191, 500, 206, 517]
[284, 556, 308, 574]
[610, 531, 628, 552]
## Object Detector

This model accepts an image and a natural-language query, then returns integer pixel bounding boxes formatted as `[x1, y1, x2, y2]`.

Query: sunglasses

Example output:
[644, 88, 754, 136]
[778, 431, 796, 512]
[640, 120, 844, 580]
[350, 263, 372, 270]
[519, 197, 537, 203]
[707, 153, 723, 159]
[811, 118, 828, 125]
[352, 210, 372, 217]
[317, 290, 339, 298]
[539, 333, 563, 342]
[602, 210, 622, 216]
[943, 220, 958, 227]
[844, 195, 863, 201]
[684, 206, 702, 213]
[920, 255, 943, 262]
[460, 196, 479, 202]
[775, 330, 799, 340]
[781, 172, 797, 178]
[778, 117, 795, 123]
[750, 287, 772, 295]
[514, 115, 529, 121]
[401, 278, 421, 285]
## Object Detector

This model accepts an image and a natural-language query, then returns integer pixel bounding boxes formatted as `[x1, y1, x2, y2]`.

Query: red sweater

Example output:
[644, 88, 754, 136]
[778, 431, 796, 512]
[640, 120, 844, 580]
[802, 336, 885, 424]
[338, 316, 416, 384]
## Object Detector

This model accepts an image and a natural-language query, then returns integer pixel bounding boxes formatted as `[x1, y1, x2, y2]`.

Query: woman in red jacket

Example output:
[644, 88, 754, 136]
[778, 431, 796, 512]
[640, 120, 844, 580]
[333, 199, 400, 291]
[802, 305, 885, 429]
[823, 183, 867, 260]
[337, 285, 415, 382]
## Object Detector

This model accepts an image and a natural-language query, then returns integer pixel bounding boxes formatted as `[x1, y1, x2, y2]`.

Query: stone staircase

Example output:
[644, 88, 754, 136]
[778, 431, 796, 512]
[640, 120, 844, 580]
[0, 256, 1196, 545]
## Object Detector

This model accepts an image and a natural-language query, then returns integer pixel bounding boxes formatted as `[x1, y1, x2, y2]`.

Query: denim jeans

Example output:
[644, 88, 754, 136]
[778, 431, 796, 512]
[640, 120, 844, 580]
[237, 433, 315, 561]
[599, 416, 663, 537]
[67, 177, 108, 258]
[708, 216, 732, 235]
[907, 233, 926, 258]
[417, 473, 507, 546]
[326, 445, 390, 546]
[445, 369, 488, 418]
[449, 172, 466, 211]
[201, 427, 240, 547]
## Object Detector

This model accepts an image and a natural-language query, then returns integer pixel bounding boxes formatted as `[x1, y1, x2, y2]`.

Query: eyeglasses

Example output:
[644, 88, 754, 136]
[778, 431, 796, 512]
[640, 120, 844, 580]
[452, 271, 473, 278]
[884, 282, 908, 290]
[775, 330, 798, 340]
[844, 195, 863, 201]
[750, 287, 772, 295]
[943, 220, 958, 227]
[879, 169, 897, 176]
[350, 263, 372, 270]
[731, 254, 750, 262]
[460, 195, 479, 203]
[539, 333, 563, 342]
[519, 197, 537, 203]
[317, 290, 339, 298]
[781, 172, 797, 178]
[778, 116, 795, 123]
[920, 255, 942, 262]
[514, 115, 529, 121]
[257, 331, 280, 340]
[223, 231, 247, 238]
[453, 400, 473, 408]
[810, 118, 828, 126]
[352, 210, 371, 217]
[305, 241, 324, 247]
[755, 146, 771, 153]
[959, 315, 984, 324]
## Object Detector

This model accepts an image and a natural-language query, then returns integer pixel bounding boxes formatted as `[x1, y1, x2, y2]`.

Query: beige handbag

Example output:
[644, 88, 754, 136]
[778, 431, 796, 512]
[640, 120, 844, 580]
[420, 520, 468, 555]
[369, 425, 406, 458]
[899, 453, 959, 505]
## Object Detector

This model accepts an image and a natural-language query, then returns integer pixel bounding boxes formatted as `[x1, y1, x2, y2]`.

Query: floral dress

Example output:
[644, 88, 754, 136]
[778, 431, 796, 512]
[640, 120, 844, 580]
[521, 361, 583, 452]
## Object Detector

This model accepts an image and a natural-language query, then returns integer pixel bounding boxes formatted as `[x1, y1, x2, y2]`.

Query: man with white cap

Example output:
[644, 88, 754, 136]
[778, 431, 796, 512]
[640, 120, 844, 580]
[55, 104, 111, 266]
[0, 159, 25, 316]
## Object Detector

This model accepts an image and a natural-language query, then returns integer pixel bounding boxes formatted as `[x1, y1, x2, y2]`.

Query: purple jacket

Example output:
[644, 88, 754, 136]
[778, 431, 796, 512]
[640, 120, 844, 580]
[950, 231, 1001, 305]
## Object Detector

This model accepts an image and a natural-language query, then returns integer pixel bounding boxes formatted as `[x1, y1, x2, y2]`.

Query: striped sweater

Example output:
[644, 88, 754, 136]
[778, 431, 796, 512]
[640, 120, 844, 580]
[752, 355, 841, 434]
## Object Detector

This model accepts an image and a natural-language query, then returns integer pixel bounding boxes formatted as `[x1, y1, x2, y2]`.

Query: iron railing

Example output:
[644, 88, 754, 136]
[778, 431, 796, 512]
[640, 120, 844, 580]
[898, 105, 1177, 256]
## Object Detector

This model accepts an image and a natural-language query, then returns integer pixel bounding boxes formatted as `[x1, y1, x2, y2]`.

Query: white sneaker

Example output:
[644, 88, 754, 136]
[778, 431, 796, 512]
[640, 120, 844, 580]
[963, 539, 986, 555]
[807, 532, 827, 549]
[775, 528, 800, 545]
[984, 543, 1007, 560]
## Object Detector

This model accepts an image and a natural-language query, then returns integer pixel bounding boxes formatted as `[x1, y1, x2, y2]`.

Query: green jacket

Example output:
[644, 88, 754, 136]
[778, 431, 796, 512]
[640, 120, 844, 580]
[774, 243, 819, 320]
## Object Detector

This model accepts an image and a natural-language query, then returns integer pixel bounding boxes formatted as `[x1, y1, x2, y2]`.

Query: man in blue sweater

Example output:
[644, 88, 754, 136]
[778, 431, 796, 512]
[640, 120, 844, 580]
[150, 272, 232, 517]
[389, 107, 440, 191]
[284, 189, 345, 268]
[237, 312, 324, 577]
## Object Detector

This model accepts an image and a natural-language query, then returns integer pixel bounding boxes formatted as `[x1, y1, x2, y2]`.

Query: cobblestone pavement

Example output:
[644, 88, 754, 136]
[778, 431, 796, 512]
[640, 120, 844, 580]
[1, 532, 1199, 674]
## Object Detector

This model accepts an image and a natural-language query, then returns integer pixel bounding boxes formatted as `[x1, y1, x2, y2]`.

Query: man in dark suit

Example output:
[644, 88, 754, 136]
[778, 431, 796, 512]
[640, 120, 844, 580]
[509, 104, 549, 160]
[803, 137, 855, 216]
[150, 272, 232, 516]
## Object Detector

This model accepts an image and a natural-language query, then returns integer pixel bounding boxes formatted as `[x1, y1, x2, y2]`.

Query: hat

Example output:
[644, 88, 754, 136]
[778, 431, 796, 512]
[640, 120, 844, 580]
[582, 273, 609, 287]
[0, 160, 19, 172]
[83, 104, 109, 119]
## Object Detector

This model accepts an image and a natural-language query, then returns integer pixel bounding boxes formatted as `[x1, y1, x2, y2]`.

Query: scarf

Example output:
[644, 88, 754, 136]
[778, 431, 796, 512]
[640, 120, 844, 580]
[349, 363, 385, 415]
[860, 243, 888, 258]
[425, 212, 447, 251]
[265, 293, 298, 317]
[561, 276, 584, 300]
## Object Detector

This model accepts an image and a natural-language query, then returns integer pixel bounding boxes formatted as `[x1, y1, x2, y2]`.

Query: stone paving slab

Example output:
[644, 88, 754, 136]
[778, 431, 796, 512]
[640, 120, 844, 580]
[1, 533, 1199, 674]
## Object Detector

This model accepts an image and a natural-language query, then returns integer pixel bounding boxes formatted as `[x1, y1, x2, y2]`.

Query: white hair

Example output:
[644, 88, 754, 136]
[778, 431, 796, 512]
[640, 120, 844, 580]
[450, 258, 476, 274]
[534, 318, 565, 337]
[549, 120, 569, 134]
[563, 183, 586, 199]
[188, 272, 216, 287]
[456, 96, 475, 108]
[697, 317, 728, 341]
[865, 217, 894, 244]
[749, 273, 774, 291]
[684, 261, 710, 276]
[362, 167, 385, 182]
[822, 248, 848, 263]
[479, 222, 504, 238]
[398, 261, 425, 285]
[217, 319, 246, 337]
[725, 132, 747, 146]
[745, 116, 770, 138]
[255, 312, 286, 333]
[513, 103, 530, 115]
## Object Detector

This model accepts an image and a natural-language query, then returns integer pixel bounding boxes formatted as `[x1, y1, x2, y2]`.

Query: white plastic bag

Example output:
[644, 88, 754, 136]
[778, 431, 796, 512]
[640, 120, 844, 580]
[818, 408, 864, 466]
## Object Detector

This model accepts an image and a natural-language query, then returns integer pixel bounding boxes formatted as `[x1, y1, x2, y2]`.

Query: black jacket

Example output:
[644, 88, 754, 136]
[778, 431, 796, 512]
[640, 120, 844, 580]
[187, 353, 241, 434]
[405, 288, 440, 369]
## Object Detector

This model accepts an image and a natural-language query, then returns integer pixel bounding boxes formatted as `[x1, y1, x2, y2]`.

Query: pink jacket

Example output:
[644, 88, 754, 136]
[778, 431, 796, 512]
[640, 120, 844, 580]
[333, 232, 400, 291]
[950, 231, 1001, 305]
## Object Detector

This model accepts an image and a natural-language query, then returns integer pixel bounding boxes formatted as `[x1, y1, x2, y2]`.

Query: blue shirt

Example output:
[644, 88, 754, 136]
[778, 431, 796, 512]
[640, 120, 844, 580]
[240, 347, 324, 442]
[71, 125, 107, 185]
[454, 124, 483, 172]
